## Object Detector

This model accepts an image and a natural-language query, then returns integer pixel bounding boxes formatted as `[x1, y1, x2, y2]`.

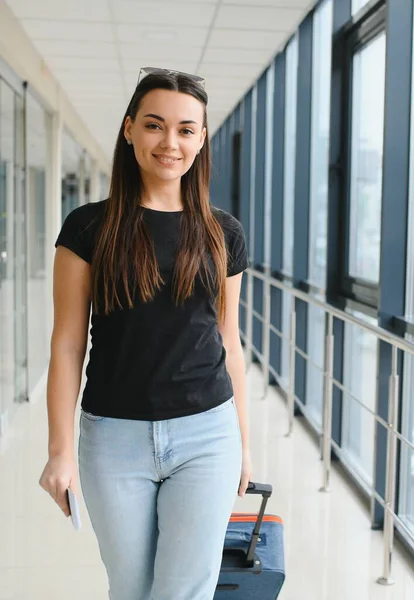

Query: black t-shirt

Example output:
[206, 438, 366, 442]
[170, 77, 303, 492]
[55, 200, 248, 421]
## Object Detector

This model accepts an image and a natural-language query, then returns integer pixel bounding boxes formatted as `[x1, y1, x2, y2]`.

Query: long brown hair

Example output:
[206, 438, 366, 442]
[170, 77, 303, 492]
[91, 72, 227, 323]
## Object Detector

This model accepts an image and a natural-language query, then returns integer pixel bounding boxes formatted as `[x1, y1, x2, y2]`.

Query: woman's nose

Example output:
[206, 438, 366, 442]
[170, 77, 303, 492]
[160, 130, 179, 150]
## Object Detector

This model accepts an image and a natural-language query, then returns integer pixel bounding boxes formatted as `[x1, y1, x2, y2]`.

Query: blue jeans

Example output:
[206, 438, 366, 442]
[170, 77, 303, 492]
[78, 398, 242, 600]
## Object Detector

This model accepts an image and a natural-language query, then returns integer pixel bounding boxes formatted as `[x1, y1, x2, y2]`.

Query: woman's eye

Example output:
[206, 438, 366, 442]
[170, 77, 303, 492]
[181, 128, 194, 135]
[146, 123, 161, 130]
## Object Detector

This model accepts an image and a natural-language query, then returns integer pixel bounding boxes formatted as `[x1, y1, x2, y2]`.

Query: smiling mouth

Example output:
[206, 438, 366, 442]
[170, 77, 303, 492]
[153, 154, 182, 164]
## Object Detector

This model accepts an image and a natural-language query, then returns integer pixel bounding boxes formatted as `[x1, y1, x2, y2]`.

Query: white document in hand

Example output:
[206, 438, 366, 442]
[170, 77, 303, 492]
[67, 488, 82, 530]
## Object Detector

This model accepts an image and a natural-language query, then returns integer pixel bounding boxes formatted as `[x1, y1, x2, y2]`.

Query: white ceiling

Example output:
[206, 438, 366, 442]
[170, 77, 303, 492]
[6, 0, 314, 162]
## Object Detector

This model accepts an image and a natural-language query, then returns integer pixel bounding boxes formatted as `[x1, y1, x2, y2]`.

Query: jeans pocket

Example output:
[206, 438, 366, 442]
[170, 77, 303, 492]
[81, 410, 105, 422]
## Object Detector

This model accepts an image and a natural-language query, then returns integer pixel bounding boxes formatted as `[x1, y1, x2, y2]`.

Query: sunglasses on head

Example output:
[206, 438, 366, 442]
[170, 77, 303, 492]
[137, 67, 206, 89]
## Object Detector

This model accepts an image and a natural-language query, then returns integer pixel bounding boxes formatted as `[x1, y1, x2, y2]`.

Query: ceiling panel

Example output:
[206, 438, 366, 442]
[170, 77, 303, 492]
[56, 71, 124, 84]
[21, 19, 114, 42]
[122, 51, 203, 68]
[209, 29, 286, 50]
[115, 0, 218, 3]
[6, 0, 112, 21]
[116, 24, 208, 46]
[223, 0, 311, 6]
[121, 48, 202, 64]
[202, 47, 274, 65]
[34, 40, 117, 59]
[113, 1, 217, 26]
[216, 5, 306, 31]
[46, 57, 121, 72]
[199, 63, 263, 77]
[203, 75, 251, 89]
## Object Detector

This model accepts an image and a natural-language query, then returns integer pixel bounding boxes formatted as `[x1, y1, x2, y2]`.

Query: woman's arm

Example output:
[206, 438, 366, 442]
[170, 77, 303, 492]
[219, 272, 252, 496]
[39, 247, 91, 514]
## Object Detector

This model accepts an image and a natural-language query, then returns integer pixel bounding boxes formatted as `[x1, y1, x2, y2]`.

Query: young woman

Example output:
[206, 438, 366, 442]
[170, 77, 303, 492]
[39, 67, 252, 600]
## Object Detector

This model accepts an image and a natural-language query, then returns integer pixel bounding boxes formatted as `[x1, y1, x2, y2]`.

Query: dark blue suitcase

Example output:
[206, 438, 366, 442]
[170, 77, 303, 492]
[215, 482, 285, 599]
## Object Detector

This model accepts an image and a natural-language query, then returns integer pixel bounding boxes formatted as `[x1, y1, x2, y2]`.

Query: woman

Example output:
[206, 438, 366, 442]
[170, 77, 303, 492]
[39, 67, 252, 600]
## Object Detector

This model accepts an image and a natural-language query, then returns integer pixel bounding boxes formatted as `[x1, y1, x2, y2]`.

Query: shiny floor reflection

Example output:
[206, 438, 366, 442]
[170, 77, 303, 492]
[0, 363, 413, 599]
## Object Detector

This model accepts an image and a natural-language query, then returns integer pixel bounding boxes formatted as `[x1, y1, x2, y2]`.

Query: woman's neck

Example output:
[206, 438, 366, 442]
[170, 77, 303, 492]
[140, 175, 183, 212]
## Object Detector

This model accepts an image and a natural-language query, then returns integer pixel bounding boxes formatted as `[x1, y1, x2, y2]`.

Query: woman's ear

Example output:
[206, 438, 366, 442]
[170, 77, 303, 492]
[124, 116, 132, 142]
[199, 127, 207, 152]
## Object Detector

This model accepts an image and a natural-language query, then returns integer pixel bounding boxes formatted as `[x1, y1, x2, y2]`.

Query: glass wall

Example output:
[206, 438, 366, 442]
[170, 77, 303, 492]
[348, 33, 386, 284]
[26, 92, 50, 393]
[62, 129, 84, 222]
[0, 58, 107, 436]
[209, 0, 414, 556]
[100, 171, 110, 200]
[0, 76, 27, 429]
[342, 313, 378, 486]
[352, 0, 370, 16]
[399, 7, 414, 536]
[308, 0, 332, 290]
[0, 79, 16, 425]
[83, 150, 92, 205]
[400, 350, 414, 536]
[281, 35, 298, 387]
[306, 0, 333, 427]
[282, 36, 298, 279]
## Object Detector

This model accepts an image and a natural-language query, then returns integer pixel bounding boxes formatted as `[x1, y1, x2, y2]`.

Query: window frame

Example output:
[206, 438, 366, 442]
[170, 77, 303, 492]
[336, 3, 386, 311]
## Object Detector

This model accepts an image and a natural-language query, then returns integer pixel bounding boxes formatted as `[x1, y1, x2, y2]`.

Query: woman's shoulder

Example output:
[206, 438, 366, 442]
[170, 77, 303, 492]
[211, 206, 248, 275]
[211, 206, 244, 234]
[61, 200, 108, 241]
[65, 199, 107, 229]
[56, 200, 108, 262]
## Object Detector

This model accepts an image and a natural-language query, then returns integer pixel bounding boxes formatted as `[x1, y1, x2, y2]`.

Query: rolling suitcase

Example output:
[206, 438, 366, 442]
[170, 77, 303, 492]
[215, 482, 285, 599]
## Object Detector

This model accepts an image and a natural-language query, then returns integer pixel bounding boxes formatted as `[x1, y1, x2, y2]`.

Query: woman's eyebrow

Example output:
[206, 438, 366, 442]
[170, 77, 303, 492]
[143, 113, 198, 125]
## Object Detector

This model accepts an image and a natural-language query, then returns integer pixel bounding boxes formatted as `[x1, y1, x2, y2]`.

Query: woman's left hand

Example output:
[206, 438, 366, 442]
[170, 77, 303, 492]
[238, 448, 252, 497]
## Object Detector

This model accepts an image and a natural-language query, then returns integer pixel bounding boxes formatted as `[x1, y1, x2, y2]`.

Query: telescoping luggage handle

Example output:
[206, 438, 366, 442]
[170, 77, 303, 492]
[217, 481, 273, 589]
[244, 482, 272, 564]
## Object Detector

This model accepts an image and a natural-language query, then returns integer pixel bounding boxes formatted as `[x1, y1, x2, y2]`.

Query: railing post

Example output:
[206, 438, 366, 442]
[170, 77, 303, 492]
[262, 266, 271, 398]
[320, 313, 334, 493]
[245, 269, 254, 371]
[286, 295, 296, 437]
[377, 345, 399, 586]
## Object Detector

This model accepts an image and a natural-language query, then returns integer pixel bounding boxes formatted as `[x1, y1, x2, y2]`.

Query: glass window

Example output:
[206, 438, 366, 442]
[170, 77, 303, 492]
[352, 0, 370, 15]
[280, 36, 298, 387]
[399, 346, 414, 536]
[399, 8, 414, 536]
[0, 79, 16, 423]
[308, 0, 333, 290]
[280, 291, 292, 389]
[306, 0, 333, 428]
[306, 305, 325, 429]
[83, 150, 92, 204]
[348, 33, 386, 284]
[342, 313, 378, 486]
[100, 171, 110, 200]
[26, 92, 50, 393]
[282, 35, 298, 277]
[62, 129, 83, 222]
[0, 77, 27, 425]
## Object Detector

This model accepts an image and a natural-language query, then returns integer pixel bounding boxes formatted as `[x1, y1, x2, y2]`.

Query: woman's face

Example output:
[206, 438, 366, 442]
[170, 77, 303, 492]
[124, 89, 206, 182]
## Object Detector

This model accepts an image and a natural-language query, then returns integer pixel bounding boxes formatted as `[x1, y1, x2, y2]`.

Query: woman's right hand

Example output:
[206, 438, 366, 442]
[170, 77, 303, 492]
[39, 454, 79, 517]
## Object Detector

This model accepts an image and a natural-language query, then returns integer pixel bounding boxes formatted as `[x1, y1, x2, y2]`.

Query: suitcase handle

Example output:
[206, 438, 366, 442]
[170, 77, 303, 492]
[246, 482, 272, 498]
[244, 481, 273, 564]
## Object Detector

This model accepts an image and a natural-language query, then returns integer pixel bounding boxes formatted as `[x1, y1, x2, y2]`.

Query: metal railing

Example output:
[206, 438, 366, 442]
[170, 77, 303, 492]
[241, 267, 414, 586]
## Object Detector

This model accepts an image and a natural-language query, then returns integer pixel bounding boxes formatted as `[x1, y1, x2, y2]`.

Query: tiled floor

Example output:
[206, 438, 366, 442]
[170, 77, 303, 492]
[0, 364, 413, 599]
